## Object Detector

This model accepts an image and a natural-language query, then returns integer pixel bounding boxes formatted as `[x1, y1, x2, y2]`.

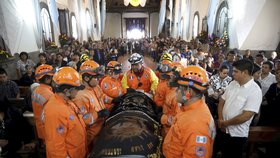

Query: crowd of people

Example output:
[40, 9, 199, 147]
[0, 36, 279, 157]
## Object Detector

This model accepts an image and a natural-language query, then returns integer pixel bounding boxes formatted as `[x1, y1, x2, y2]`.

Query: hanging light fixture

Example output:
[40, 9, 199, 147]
[124, 0, 146, 7]
[124, 0, 130, 6]
[130, 0, 140, 7]
[139, 0, 146, 7]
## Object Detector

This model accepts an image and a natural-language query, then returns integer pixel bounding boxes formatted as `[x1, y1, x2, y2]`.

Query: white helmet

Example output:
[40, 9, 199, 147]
[128, 53, 143, 64]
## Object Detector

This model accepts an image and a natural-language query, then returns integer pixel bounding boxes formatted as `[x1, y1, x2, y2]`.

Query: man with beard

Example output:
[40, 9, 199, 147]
[121, 53, 158, 95]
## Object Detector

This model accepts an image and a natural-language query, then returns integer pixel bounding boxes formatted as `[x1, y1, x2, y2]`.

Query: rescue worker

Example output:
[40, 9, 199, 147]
[121, 53, 159, 95]
[101, 61, 126, 99]
[155, 53, 173, 79]
[73, 60, 110, 148]
[43, 67, 87, 158]
[163, 66, 216, 158]
[154, 60, 173, 106]
[154, 62, 184, 137]
[32, 64, 54, 143]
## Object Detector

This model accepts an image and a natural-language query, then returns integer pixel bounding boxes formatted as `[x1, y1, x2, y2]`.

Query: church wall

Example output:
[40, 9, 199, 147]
[227, 0, 266, 49]
[184, 0, 210, 41]
[150, 12, 159, 38]
[104, 13, 122, 38]
[239, 0, 280, 50]
[104, 12, 159, 39]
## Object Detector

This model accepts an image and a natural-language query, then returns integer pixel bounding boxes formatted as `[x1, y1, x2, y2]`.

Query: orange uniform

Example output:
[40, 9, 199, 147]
[80, 85, 112, 142]
[153, 80, 169, 107]
[73, 86, 107, 145]
[163, 99, 216, 158]
[101, 75, 126, 98]
[93, 84, 112, 109]
[32, 84, 53, 140]
[121, 67, 158, 93]
[160, 87, 180, 136]
[43, 94, 87, 158]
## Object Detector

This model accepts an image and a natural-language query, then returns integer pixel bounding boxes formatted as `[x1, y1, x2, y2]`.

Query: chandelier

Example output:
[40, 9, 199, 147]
[124, 0, 146, 7]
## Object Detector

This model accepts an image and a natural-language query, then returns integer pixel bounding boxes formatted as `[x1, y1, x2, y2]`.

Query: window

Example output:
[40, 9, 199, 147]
[71, 16, 78, 39]
[193, 12, 199, 38]
[41, 8, 53, 41]
[214, 1, 229, 37]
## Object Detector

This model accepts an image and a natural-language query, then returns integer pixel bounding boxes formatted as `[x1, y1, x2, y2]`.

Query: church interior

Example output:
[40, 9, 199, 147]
[0, 0, 280, 157]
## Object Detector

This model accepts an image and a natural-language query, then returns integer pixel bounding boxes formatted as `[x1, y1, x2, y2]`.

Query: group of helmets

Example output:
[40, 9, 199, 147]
[35, 59, 122, 90]
[35, 64, 82, 88]
[158, 52, 209, 92]
[35, 51, 209, 93]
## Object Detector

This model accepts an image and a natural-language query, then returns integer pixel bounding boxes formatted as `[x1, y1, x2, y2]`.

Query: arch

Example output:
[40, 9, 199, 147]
[40, 2, 54, 42]
[193, 11, 199, 38]
[214, 1, 229, 37]
[70, 13, 78, 39]
[86, 8, 93, 39]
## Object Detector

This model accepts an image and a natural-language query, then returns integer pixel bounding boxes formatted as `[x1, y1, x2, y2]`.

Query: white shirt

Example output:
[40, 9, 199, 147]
[222, 79, 262, 137]
[258, 72, 277, 96]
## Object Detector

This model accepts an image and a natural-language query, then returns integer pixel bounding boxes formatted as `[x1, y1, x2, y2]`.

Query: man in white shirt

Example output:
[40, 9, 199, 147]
[258, 61, 277, 96]
[215, 59, 262, 158]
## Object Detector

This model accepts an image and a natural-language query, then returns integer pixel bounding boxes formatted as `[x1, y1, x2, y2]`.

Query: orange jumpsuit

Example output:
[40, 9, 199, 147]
[73, 86, 107, 146]
[121, 67, 159, 93]
[32, 83, 53, 140]
[43, 94, 87, 158]
[93, 84, 112, 110]
[163, 99, 216, 158]
[153, 80, 169, 107]
[101, 75, 127, 98]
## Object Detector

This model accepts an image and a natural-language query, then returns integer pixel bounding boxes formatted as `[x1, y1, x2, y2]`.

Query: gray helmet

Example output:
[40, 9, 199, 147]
[128, 53, 143, 64]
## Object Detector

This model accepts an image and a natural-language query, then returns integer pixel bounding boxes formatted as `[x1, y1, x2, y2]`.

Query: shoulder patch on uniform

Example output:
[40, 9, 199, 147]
[69, 114, 74, 121]
[56, 125, 65, 134]
[195, 146, 206, 157]
[196, 136, 207, 144]
[80, 106, 86, 114]
[104, 83, 108, 89]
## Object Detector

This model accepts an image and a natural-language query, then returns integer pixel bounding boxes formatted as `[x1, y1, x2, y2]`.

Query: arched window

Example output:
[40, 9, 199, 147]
[41, 8, 53, 41]
[86, 9, 92, 38]
[193, 12, 199, 38]
[214, 1, 229, 37]
[71, 15, 78, 39]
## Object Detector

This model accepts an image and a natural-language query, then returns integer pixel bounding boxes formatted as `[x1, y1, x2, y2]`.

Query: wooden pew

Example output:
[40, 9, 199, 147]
[247, 126, 280, 157]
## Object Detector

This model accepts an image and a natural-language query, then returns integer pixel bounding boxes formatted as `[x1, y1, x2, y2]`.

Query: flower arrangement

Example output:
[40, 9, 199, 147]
[215, 31, 229, 49]
[196, 31, 229, 50]
[196, 31, 208, 44]
[45, 40, 58, 51]
[59, 34, 72, 47]
[0, 49, 13, 61]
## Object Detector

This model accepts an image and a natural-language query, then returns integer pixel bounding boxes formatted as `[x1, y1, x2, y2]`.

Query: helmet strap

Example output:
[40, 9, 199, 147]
[181, 86, 191, 103]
